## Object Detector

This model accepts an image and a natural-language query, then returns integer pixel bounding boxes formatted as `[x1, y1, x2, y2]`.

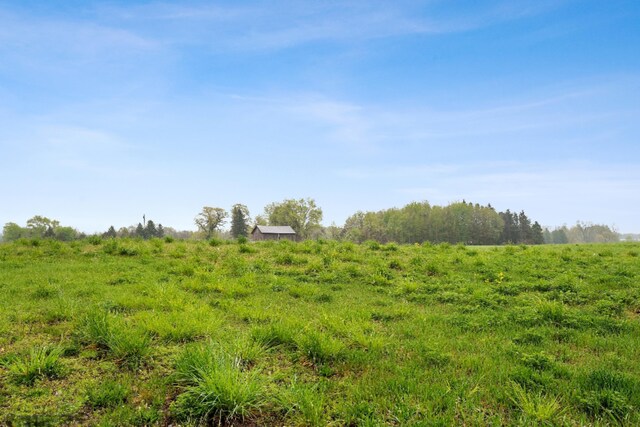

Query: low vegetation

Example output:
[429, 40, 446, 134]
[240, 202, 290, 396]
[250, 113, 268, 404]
[0, 239, 638, 425]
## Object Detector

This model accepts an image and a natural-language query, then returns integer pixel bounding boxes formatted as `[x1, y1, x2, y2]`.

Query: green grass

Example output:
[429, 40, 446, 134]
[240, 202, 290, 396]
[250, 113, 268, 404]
[0, 239, 639, 425]
[4, 345, 65, 385]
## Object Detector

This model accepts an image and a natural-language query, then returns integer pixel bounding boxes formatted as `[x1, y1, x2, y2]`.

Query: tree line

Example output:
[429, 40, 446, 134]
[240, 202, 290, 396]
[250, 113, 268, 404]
[340, 201, 544, 245]
[1, 198, 619, 245]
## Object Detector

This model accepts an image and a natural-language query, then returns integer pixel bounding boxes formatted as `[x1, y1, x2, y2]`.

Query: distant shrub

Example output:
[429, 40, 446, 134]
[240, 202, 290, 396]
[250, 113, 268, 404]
[209, 238, 224, 247]
[382, 243, 398, 252]
[87, 235, 103, 245]
[239, 244, 255, 254]
[237, 236, 248, 244]
[365, 240, 380, 250]
[102, 239, 119, 254]
[164, 235, 175, 243]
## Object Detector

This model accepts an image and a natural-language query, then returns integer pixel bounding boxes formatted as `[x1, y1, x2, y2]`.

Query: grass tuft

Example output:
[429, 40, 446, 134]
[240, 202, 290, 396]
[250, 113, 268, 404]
[172, 341, 265, 423]
[5, 345, 65, 385]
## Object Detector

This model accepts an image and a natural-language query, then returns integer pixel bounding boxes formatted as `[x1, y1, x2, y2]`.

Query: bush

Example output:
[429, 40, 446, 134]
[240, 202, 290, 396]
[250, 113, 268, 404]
[87, 235, 103, 245]
[209, 238, 224, 247]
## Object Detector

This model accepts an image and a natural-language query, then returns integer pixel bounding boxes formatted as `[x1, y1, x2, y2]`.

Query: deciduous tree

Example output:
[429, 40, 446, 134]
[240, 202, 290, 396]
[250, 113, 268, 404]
[195, 207, 228, 239]
[264, 198, 323, 239]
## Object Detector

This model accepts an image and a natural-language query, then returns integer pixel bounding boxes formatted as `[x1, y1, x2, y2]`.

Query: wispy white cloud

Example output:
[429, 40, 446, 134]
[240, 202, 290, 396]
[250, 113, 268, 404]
[31, 0, 568, 53]
[0, 10, 157, 55]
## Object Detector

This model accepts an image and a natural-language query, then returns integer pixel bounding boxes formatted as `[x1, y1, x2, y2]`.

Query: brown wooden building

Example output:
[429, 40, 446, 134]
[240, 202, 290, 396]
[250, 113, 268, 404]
[251, 225, 297, 241]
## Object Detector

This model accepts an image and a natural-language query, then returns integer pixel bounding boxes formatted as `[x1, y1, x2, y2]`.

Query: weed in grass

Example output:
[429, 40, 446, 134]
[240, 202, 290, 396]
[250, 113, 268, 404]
[520, 351, 556, 372]
[509, 382, 565, 424]
[5, 345, 65, 385]
[85, 379, 130, 408]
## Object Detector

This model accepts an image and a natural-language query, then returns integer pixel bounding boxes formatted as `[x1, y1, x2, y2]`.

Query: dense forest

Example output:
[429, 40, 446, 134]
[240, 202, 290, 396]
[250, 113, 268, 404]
[1, 199, 620, 245]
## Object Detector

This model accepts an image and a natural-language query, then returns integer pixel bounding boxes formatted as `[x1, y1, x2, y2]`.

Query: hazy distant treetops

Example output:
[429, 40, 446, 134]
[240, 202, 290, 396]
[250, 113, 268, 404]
[2, 216, 78, 242]
[342, 201, 543, 245]
[1, 199, 619, 245]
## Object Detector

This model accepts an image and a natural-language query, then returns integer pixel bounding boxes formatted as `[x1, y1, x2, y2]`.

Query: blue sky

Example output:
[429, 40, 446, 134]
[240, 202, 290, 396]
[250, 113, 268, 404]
[1, 0, 639, 233]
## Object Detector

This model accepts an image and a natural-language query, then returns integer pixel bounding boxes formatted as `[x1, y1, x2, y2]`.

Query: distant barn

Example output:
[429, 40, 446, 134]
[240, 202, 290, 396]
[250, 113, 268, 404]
[251, 225, 297, 241]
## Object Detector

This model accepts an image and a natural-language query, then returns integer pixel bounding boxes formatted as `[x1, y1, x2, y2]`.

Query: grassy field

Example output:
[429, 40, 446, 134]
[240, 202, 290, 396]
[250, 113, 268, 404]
[0, 238, 639, 426]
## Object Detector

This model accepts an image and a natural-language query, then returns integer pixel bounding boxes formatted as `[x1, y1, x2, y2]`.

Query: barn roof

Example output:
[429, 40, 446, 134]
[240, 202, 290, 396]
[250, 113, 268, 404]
[252, 225, 296, 235]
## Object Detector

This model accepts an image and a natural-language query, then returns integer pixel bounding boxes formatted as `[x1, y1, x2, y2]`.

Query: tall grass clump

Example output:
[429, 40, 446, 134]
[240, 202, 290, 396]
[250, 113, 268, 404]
[5, 345, 65, 385]
[297, 330, 344, 365]
[77, 309, 151, 369]
[250, 322, 298, 350]
[171, 342, 265, 424]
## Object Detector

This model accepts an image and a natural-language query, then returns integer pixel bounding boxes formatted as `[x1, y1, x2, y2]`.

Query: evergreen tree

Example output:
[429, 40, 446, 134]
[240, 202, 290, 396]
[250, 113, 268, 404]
[551, 228, 569, 244]
[499, 210, 515, 243]
[157, 224, 165, 238]
[104, 226, 117, 239]
[135, 223, 145, 239]
[230, 204, 250, 238]
[145, 220, 157, 239]
[518, 211, 533, 243]
[531, 221, 544, 244]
